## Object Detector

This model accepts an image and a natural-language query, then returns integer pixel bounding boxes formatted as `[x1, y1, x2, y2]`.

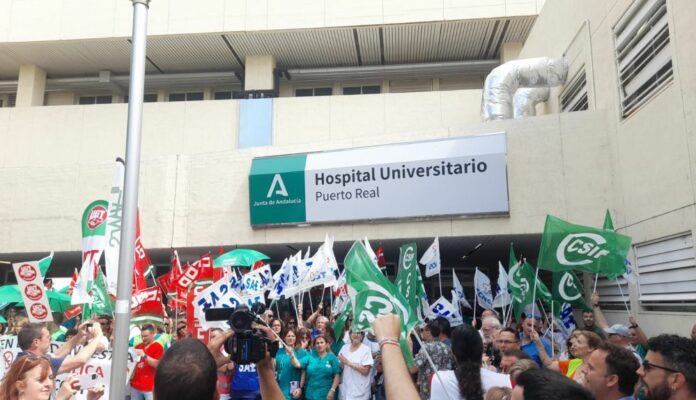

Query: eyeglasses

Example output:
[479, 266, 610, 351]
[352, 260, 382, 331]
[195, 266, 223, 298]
[642, 359, 681, 374]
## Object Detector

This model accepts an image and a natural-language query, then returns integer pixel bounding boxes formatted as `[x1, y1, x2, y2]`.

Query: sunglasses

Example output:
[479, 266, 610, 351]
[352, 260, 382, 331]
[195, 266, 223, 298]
[642, 359, 680, 374]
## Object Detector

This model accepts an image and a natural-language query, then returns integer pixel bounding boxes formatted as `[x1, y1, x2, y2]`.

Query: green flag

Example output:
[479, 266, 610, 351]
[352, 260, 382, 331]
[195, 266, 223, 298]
[538, 215, 631, 276]
[332, 300, 351, 342]
[83, 267, 114, 320]
[552, 270, 591, 311]
[38, 252, 54, 277]
[603, 210, 614, 230]
[509, 259, 551, 319]
[344, 241, 416, 366]
[394, 243, 426, 323]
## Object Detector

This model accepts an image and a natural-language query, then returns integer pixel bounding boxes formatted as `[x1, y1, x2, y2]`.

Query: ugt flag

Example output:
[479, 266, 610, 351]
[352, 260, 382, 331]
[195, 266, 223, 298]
[538, 215, 631, 276]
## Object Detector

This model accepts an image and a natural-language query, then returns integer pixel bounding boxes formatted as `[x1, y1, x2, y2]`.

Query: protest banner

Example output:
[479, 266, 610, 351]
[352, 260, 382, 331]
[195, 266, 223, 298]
[13, 260, 53, 323]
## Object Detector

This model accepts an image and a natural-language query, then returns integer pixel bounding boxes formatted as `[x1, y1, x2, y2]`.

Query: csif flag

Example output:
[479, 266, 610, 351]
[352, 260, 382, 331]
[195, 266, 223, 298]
[344, 241, 417, 366]
[552, 270, 591, 311]
[394, 243, 428, 322]
[538, 215, 631, 276]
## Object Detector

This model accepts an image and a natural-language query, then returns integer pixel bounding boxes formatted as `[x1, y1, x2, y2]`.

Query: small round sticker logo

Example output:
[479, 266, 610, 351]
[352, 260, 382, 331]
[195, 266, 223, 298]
[87, 205, 108, 230]
[17, 264, 37, 282]
[24, 284, 43, 301]
[30, 303, 48, 320]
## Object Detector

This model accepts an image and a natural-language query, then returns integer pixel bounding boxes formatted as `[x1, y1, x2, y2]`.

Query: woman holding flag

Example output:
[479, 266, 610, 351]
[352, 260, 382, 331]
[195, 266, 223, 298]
[530, 329, 601, 383]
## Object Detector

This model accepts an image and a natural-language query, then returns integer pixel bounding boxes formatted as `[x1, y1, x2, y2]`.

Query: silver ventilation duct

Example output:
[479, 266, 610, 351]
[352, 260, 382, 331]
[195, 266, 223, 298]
[513, 87, 550, 118]
[481, 57, 568, 121]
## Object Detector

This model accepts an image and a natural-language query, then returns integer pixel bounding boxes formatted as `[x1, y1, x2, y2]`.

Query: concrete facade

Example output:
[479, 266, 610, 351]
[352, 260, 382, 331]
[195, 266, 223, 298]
[0, 0, 694, 336]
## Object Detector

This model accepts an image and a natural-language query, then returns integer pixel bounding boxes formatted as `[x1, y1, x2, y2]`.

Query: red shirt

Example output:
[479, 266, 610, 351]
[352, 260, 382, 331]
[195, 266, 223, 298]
[130, 341, 164, 391]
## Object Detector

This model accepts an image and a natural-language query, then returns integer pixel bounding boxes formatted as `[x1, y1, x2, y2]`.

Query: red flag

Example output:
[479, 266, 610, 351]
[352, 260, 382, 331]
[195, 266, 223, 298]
[376, 244, 386, 267]
[132, 211, 152, 291]
[64, 305, 82, 320]
[131, 286, 166, 325]
[218, 246, 225, 256]
[195, 253, 214, 285]
[186, 286, 210, 343]
[168, 251, 187, 310]
[67, 268, 78, 296]
[157, 272, 173, 297]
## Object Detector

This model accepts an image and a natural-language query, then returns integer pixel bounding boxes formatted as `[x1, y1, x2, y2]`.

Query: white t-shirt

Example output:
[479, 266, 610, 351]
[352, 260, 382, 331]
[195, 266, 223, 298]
[429, 368, 511, 400]
[338, 343, 375, 400]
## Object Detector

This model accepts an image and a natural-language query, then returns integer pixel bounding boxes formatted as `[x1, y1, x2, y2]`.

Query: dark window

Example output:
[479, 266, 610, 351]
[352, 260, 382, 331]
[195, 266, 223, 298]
[314, 87, 332, 96]
[79, 96, 95, 105]
[343, 86, 361, 95]
[96, 95, 113, 104]
[169, 92, 204, 102]
[214, 91, 233, 100]
[125, 94, 158, 103]
[295, 88, 314, 97]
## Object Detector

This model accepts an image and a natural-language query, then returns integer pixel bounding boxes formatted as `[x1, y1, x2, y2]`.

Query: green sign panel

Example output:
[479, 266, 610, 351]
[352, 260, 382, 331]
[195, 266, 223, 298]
[249, 154, 307, 225]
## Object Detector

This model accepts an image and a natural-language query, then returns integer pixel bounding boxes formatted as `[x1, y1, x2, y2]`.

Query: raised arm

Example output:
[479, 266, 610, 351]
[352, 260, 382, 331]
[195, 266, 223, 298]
[530, 330, 559, 371]
[372, 315, 420, 400]
[58, 323, 105, 374]
[591, 292, 610, 329]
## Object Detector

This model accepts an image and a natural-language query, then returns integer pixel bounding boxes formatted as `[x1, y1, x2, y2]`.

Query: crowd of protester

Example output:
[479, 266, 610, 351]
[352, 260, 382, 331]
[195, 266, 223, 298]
[1, 290, 696, 400]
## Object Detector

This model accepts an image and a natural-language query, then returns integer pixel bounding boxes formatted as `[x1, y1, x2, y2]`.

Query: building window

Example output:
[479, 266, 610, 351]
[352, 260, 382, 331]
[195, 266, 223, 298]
[7, 93, 16, 107]
[169, 92, 204, 102]
[78, 95, 113, 105]
[560, 68, 589, 112]
[343, 85, 381, 95]
[124, 94, 157, 103]
[614, 0, 673, 118]
[214, 91, 233, 100]
[295, 87, 332, 97]
[636, 233, 696, 310]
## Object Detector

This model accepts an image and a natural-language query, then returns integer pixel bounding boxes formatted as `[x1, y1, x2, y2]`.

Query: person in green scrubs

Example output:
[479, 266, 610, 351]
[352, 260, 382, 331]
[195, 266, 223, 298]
[298, 335, 341, 400]
[276, 329, 308, 400]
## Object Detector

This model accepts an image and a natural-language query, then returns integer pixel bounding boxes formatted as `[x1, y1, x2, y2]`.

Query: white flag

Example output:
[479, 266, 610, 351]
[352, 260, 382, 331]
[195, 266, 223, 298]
[474, 267, 494, 310]
[493, 261, 512, 308]
[283, 252, 305, 298]
[451, 269, 473, 309]
[429, 296, 463, 326]
[623, 259, 639, 285]
[363, 237, 381, 270]
[104, 159, 125, 296]
[71, 258, 95, 305]
[269, 258, 290, 300]
[299, 236, 338, 291]
[420, 237, 441, 278]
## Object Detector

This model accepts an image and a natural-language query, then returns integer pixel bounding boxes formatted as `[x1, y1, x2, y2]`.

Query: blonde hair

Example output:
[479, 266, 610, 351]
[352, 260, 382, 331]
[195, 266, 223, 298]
[484, 386, 512, 400]
[508, 358, 538, 381]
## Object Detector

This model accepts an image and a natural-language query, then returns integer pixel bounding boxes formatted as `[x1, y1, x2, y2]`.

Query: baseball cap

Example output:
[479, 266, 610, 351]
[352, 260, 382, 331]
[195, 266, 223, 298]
[604, 324, 630, 337]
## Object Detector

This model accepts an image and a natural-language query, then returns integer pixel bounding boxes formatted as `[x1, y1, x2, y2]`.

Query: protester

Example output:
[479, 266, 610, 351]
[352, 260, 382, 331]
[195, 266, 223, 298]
[298, 335, 341, 400]
[581, 310, 607, 340]
[484, 387, 512, 400]
[435, 317, 452, 346]
[16, 321, 105, 375]
[154, 338, 217, 400]
[0, 355, 103, 400]
[209, 328, 234, 400]
[262, 309, 275, 325]
[481, 317, 502, 346]
[581, 341, 639, 400]
[297, 327, 312, 351]
[507, 359, 537, 383]
[532, 330, 601, 382]
[410, 320, 452, 400]
[591, 293, 641, 363]
[499, 350, 531, 374]
[370, 314, 419, 400]
[271, 318, 285, 338]
[518, 313, 552, 368]
[430, 324, 511, 400]
[511, 369, 594, 400]
[337, 330, 374, 400]
[130, 324, 164, 400]
[627, 315, 648, 360]
[637, 334, 696, 400]
[277, 329, 308, 400]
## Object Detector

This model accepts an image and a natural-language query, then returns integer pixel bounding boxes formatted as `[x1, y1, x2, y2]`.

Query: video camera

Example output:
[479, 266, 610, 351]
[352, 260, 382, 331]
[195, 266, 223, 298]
[205, 303, 279, 365]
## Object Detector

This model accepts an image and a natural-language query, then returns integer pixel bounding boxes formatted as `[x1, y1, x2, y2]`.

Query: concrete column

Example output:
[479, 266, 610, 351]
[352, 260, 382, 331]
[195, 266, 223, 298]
[16, 64, 47, 107]
[500, 42, 523, 64]
[244, 55, 276, 91]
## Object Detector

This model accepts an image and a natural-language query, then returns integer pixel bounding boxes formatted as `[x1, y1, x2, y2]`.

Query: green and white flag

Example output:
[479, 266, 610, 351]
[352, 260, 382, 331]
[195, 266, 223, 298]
[552, 270, 591, 311]
[38, 252, 54, 277]
[83, 266, 114, 320]
[538, 215, 631, 276]
[509, 259, 551, 320]
[394, 243, 427, 323]
[344, 241, 416, 366]
[73, 200, 109, 305]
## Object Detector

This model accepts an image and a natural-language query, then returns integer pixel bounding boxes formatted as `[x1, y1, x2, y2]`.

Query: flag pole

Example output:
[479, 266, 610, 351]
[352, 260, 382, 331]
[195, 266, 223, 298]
[411, 329, 455, 400]
[109, 1, 150, 399]
[530, 263, 540, 331]
[616, 279, 631, 314]
[593, 273, 599, 293]
[550, 300, 555, 359]
[438, 272, 443, 298]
